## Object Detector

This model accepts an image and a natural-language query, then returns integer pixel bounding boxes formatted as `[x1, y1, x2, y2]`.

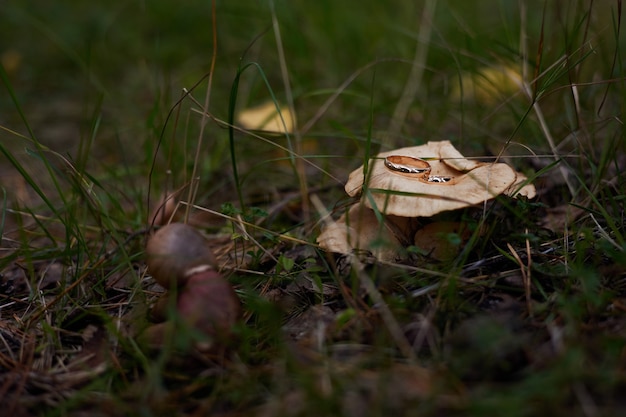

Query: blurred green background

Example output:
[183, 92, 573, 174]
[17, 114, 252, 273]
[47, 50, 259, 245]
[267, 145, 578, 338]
[1, 0, 623, 213]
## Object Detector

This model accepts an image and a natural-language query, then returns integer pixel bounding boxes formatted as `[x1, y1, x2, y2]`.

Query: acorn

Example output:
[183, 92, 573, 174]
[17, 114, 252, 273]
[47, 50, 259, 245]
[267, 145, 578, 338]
[142, 222, 241, 351]
[177, 269, 241, 340]
[141, 272, 241, 351]
[147, 270, 241, 340]
[145, 223, 217, 288]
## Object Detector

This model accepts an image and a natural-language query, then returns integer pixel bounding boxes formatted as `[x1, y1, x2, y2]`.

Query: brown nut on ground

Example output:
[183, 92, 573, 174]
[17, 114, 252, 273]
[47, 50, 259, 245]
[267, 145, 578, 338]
[140, 269, 241, 352]
[138, 269, 241, 351]
[177, 270, 241, 339]
[145, 223, 217, 288]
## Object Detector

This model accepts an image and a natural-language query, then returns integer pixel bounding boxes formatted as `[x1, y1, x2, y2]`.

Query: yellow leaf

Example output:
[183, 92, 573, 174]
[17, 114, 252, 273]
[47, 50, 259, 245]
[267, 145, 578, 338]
[451, 65, 523, 104]
[1, 49, 22, 76]
[237, 101, 295, 134]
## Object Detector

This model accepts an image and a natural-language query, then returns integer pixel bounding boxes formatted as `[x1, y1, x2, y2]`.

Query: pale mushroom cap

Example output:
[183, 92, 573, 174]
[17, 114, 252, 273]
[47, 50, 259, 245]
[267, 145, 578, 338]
[345, 141, 533, 218]
[429, 140, 483, 172]
[504, 172, 537, 199]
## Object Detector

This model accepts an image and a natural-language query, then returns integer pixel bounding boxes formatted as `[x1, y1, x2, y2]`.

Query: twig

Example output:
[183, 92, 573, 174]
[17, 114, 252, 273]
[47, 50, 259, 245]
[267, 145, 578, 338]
[353, 258, 416, 362]
[507, 242, 532, 317]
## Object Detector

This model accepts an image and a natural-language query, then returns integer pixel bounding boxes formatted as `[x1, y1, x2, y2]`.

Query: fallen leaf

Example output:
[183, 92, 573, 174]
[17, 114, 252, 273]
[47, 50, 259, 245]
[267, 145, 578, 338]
[451, 64, 523, 104]
[237, 101, 295, 134]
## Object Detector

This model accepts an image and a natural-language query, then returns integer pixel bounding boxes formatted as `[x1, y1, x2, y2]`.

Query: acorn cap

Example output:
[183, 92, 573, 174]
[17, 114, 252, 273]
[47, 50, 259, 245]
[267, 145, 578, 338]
[145, 223, 216, 288]
[345, 141, 535, 218]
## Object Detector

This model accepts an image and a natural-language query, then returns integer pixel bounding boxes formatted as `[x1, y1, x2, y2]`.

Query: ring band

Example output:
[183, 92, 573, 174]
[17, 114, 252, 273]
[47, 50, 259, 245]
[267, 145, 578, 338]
[384, 155, 431, 175]
[425, 175, 452, 183]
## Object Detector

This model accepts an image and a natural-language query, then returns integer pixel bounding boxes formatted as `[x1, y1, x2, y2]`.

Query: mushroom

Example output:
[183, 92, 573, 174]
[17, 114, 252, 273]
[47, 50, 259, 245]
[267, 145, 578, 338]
[318, 141, 536, 261]
[317, 203, 414, 262]
[413, 221, 472, 261]
[344, 141, 535, 218]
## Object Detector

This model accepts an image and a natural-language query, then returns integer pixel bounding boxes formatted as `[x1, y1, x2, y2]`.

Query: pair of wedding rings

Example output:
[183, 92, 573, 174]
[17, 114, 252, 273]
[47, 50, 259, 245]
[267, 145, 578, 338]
[383, 155, 452, 183]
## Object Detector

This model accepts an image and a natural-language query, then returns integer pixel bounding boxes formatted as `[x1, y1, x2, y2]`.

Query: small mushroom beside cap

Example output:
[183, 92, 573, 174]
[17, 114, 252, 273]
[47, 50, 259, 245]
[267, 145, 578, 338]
[317, 203, 414, 262]
[318, 141, 536, 261]
[413, 221, 472, 261]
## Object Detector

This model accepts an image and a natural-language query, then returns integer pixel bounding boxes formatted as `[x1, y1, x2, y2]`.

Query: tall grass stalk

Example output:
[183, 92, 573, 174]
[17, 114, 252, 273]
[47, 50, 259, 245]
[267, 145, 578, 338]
[184, 0, 219, 222]
[269, 0, 311, 220]
[387, 0, 436, 140]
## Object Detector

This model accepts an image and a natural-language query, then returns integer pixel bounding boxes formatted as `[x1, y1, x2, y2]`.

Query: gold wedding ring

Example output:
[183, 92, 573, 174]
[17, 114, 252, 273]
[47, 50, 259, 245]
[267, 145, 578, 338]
[384, 155, 431, 175]
[384, 155, 455, 183]
[425, 175, 452, 183]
